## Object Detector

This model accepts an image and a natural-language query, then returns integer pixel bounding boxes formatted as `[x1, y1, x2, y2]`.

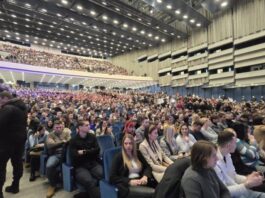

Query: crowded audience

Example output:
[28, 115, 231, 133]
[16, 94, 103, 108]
[0, 43, 128, 75]
[1, 82, 265, 198]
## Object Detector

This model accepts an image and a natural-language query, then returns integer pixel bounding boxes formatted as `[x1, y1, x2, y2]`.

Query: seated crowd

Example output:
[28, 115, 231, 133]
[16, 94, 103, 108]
[0, 43, 128, 75]
[1, 83, 265, 198]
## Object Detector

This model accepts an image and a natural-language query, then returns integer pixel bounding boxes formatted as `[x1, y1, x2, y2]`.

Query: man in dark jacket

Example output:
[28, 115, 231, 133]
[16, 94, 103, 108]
[69, 120, 103, 198]
[0, 91, 27, 198]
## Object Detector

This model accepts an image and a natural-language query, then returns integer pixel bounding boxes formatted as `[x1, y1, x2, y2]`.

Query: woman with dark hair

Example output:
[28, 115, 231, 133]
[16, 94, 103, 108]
[46, 119, 54, 133]
[96, 119, 114, 138]
[233, 122, 265, 172]
[139, 125, 173, 182]
[110, 134, 155, 198]
[176, 123, 196, 155]
[181, 140, 230, 198]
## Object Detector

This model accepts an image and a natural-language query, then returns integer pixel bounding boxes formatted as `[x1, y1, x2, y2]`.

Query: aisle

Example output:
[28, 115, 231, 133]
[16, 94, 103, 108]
[3, 161, 76, 198]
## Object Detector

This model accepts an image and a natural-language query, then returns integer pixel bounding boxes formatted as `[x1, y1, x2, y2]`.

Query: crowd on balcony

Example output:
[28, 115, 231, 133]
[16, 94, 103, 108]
[0, 43, 128, 75]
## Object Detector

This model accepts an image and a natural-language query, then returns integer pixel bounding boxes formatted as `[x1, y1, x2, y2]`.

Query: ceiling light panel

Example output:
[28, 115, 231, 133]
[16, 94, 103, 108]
[142, 0, 210, 28]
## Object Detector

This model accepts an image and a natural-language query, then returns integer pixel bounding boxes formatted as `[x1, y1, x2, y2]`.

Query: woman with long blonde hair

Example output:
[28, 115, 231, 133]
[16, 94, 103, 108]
[110, 134, 155, 198]
[160, 126, 183, 161]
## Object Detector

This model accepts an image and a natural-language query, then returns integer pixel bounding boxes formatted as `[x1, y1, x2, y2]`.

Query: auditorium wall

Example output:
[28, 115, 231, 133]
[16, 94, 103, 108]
[111, 0, 265, 80]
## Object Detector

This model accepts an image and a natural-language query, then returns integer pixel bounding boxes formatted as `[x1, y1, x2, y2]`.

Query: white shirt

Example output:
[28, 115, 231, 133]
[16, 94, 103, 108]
[176, 134, 196, 153]
[214, 148, 248, 197]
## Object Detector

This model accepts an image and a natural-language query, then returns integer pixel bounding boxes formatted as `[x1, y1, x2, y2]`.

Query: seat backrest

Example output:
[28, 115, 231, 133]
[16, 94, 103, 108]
[97, 135, 115, 157]
[103, 147, 121, 181]
[65, 144, 72, 165]
[154, 158, 190, 198]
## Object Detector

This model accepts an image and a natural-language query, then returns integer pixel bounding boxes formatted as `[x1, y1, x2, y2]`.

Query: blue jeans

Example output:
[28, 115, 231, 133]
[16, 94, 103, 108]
[46, 155, 61, 187]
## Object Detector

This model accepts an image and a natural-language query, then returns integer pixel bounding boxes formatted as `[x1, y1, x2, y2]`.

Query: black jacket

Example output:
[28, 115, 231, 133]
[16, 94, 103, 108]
[0, 98, 27, 147]
[69, 133, 100, 168]
[154, 158, 190, 198]
[109, 151, 154, 198]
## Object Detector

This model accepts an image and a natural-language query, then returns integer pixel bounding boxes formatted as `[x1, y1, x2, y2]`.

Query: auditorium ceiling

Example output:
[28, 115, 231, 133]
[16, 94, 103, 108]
[0, 0, 234, 58]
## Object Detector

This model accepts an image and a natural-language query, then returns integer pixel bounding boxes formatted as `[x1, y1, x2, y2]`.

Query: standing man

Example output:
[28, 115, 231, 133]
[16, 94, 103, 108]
[69, 120, 103, 198]
[0, 90, 28, 198]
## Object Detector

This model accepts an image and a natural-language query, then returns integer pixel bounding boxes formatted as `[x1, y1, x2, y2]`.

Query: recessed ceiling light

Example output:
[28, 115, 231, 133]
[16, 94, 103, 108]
[148, 33, 153, 37]
[183, 15, 188, 19]
[196, 23, 201, 27]
[102, 2, 107, 5]
[166, 4, 172, 9]
[77, 5, 83, 10]
[61, 0, 68, 5]
[90, 10, 96, 15]
[34, 41, 38, 44]
[25, 3, 31, 7]
[132, 27, 137, 31]
[155, 36, 159, 40]
[127, 13, 132, 17]
[41, 8, 47, 13]
[123, 23, 128, 28]
[157, 0, 162, 3]
[161, 38, 166, 42]
[102, 15, 108, 20]
[175, 10, 181, 14]
[113, 19, 119, 24]
[25, 18, 30, 21]
[38, 21, 43, 25]
[25, 24, 30, 28]
[140, 30, 145, 34]
[16, 37, 20, 40]
[190, 19, 195, 23]
[115, 7, 120, 12]
[138, 18, 142, 21]
[11, 14, 17, 18]
[57, 13, 62, 17]
[6, 35, 10, 38]
[221, 1, 228, 7]
[42, 42, 46, 45]
[13, 22, 18, 25]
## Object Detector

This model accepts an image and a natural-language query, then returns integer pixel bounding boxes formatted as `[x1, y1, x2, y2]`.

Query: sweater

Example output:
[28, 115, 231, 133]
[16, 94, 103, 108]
[181, 166, 231, 198]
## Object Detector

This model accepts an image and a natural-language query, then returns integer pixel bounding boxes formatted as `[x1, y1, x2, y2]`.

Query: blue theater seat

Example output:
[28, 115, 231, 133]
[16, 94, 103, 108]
[100, 147, 121, 198]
